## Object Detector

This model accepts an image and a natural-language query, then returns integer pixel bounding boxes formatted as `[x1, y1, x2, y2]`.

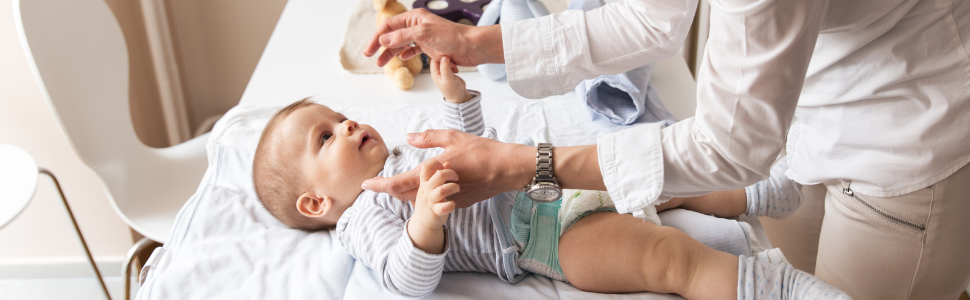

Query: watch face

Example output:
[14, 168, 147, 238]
[528, 187, 562, 202]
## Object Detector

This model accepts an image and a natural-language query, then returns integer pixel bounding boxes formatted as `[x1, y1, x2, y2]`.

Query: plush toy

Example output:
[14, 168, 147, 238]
[375, 0, 424, 90]
[476, 0, 550, 81]
[411, 0, 491, 25]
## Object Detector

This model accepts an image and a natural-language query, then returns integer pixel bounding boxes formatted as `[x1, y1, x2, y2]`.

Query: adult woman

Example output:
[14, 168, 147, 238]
[362, 0, 970, 299]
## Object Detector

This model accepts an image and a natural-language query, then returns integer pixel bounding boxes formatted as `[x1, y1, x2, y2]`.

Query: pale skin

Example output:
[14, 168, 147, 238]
[272, 57, 478, 253]
[280, 105, 389, 226]
[361, 8, 751, 214]
[406, 55, 477, 254]
[401, 57, 743, 299]
[360, 15, 753, 299]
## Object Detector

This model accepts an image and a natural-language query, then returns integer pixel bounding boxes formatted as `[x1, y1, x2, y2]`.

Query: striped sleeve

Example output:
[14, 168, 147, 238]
[336, 204, 449, 297]
[440, 90, 485, 136]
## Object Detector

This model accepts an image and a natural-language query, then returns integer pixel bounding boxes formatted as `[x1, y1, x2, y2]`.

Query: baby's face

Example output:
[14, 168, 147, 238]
[278, 104, 389, 219]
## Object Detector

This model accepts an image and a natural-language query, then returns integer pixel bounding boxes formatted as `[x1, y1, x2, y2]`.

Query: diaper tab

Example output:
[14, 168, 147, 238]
[516, 199, 567, 281]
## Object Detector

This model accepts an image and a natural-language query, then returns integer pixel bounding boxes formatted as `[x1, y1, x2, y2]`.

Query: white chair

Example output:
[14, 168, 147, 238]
[14, 0, 209, 297]
[0, 144, 112, 299]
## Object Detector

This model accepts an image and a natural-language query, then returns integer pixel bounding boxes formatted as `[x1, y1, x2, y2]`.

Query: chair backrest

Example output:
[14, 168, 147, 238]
[15, 0, 209, 243]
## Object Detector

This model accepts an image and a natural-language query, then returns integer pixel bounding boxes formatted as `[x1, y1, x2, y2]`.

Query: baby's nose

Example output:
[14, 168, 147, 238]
[342, 120, 359, 132]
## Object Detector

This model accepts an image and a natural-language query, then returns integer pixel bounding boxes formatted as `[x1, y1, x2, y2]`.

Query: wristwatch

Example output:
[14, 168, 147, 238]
[525, 143, 562, 202]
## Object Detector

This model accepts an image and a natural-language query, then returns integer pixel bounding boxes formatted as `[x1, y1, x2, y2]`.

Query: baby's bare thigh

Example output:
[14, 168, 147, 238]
[558, 212, 697, 294]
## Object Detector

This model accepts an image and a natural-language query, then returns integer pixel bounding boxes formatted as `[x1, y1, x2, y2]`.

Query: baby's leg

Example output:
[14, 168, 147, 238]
[658, 160, 803, 220]
[559, 212, 850, 300]
[656, 190, 747, 218]
[558, 211, 738, 299]
[659, 208, 752, 257]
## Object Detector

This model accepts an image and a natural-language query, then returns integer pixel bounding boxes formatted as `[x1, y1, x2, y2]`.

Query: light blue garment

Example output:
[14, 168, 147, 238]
[476, 0, 550, 81]
[511, 193, 568, 281]
[737, 255, 851, 300]
[658, 209, 752, 257]
[744, 158, 803, 219]
[569, 0, 676, 130]
[575, 64, 676, 128]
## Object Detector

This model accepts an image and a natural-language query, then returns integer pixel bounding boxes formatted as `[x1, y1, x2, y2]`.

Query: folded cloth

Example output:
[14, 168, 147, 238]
[477, 0, 551, 81]
[575, 64, 676, 127]
[569, 0, 676, 130]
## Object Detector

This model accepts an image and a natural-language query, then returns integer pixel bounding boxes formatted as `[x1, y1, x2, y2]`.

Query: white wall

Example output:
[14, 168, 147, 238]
[0, 0, 132, 268]
[165, 0, 286, 134]
[0, 0, 285, 276]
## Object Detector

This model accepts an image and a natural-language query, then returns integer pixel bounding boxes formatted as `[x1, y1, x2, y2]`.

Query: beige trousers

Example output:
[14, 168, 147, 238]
[763, 163, 970, 300]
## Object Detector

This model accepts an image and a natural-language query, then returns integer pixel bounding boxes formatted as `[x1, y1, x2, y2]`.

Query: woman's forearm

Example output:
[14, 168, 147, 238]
[553, 145, 606, 191]
[498, 144, 606, 193]
[469, 25, 504, 65]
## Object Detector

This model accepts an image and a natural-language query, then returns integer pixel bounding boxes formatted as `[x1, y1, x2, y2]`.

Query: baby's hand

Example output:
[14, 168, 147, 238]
[413, 159, 458, 229]
[430, 56, 473, 103]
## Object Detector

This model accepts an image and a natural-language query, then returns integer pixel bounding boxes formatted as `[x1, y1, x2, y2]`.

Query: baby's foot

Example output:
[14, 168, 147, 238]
[744, 160, 803, 219]
[738, 255, 851, 300]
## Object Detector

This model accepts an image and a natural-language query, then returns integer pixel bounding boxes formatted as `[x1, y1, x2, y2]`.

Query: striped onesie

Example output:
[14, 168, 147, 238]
[332, 91, 816, 298]
[335, 91, 525, 297]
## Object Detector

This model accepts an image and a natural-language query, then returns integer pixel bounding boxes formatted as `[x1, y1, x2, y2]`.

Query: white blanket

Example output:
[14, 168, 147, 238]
[134, 97, 683, 299]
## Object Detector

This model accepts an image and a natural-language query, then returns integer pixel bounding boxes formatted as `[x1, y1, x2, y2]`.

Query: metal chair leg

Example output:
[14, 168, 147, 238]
[39, 168, 112, 300]
[124, 237, 161, 300]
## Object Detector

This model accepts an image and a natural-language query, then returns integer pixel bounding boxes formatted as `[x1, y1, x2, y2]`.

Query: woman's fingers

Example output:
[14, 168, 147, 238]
[367, 130, 530, 208]
[379, 26, 421, 49]
[406, 129, 462, 149]
[365, 9, 427, 57]
[363, 166, 421, 202]
[376, 46, 406, 67]
[429, 56, 440, 77]
[400, 46, 423, 61]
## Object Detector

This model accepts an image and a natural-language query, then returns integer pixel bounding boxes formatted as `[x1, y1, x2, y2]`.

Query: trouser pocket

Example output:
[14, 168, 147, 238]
[839, 180, 926, 232]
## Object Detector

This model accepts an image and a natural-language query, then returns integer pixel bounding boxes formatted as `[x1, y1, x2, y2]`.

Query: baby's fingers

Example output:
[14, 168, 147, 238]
[432, 182, 460, 200]
[419, 159, 444, 182]
[433, 201, 456, 216]
[438, 56, 457, 79]
[426, 168, 458, 188]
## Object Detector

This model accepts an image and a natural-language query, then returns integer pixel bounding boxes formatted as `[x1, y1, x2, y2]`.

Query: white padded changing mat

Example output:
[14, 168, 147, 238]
[134, 96, 684, 300]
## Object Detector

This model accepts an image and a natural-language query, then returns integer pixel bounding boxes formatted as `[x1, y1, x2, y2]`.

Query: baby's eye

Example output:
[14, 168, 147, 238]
[321, 132, 333, 144]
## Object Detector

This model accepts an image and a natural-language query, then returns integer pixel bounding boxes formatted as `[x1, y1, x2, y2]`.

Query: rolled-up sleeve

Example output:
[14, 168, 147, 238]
[594, 0, 829, 213]
[503, 0, 698, 99]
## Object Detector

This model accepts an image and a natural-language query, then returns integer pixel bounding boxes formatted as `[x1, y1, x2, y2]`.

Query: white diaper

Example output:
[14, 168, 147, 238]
[510, 189, 663, 282]
[558, 189, 661, 235]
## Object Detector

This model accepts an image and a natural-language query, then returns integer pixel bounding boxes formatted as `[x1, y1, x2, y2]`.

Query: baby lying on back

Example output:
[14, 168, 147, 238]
[251, 56, 847, 299]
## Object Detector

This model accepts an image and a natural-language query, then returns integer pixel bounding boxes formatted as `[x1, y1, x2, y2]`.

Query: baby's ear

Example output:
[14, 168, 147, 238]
[296, 192, 332, 218]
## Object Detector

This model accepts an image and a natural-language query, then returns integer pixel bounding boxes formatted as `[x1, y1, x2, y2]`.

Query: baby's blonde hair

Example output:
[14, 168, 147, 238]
[253, 98, 332, 231]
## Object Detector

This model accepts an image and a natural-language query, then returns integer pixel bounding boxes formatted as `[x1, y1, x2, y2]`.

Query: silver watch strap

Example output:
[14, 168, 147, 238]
[535, 143, 555, 184]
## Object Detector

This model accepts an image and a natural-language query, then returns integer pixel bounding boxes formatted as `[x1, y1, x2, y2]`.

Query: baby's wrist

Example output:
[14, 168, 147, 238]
[444, 89, 473, 103]
[414, 211, 446, 230]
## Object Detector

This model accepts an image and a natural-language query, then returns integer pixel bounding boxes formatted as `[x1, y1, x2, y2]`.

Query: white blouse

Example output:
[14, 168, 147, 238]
[503, 0, 970, 213]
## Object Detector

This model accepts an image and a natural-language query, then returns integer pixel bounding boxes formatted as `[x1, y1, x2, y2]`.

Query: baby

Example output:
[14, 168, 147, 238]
[252, 56, 849, 299]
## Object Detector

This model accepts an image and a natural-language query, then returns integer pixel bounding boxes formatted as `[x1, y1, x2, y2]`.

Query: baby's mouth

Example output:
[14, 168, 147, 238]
[359, 131, 371, 149]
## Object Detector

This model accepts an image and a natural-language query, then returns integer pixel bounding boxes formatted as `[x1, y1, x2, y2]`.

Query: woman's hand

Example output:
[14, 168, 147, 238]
[362, 129, 536, 208]
[363, 8, 504, 68]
